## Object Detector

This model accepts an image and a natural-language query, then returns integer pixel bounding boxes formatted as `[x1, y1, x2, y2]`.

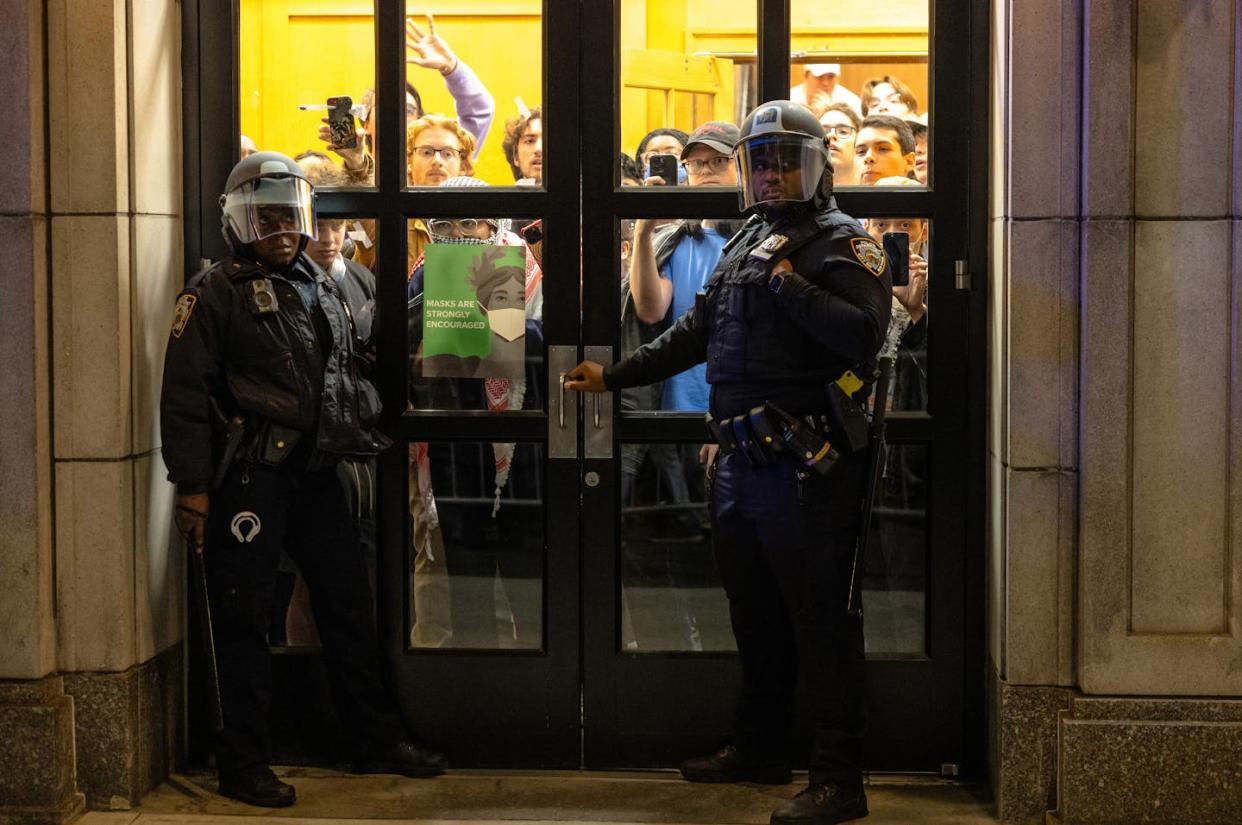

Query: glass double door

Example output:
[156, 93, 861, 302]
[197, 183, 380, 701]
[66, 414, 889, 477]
[188, 0, 982, 774]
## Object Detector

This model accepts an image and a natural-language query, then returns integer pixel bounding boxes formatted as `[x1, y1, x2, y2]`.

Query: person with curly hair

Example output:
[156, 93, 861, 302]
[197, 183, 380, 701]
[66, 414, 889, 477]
[501, 105, 542, 184]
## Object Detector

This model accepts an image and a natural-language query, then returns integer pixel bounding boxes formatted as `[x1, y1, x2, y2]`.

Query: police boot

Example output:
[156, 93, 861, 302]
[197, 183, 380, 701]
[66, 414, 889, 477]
[679, 744, 793, 785]
[770, 782, 868, 824]
[217, 766, 296, 808]
[353, 740, 448, 778]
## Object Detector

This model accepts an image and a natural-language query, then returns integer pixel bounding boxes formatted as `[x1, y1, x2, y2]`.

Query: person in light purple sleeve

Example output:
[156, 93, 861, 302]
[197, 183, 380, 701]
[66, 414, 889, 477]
[318, 13, 495, 182]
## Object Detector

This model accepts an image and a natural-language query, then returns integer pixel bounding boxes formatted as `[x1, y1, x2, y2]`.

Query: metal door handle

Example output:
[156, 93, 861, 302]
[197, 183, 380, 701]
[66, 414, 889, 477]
[548, 346, 577, 459]
[559, 373, 567, 429]
[583, 345, 613, 458]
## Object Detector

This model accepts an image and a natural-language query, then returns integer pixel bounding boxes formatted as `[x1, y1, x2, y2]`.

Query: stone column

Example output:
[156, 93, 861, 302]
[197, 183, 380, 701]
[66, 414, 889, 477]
[0, 0, 85, 820]
[988, 0, 1080, 818]
[0, 0, 185, 818]
[991, 1, 1242, 823]
[46, 0, 186, 810]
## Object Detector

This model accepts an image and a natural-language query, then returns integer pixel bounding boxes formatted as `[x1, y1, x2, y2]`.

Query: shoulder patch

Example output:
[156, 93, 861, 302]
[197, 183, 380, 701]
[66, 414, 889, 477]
[170, 294, 197, 338]
[850, 237, 886, 277]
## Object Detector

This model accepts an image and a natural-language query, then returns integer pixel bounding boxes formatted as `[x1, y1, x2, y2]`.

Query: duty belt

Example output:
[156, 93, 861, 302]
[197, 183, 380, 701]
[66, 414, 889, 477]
[707, 403, 840, 477]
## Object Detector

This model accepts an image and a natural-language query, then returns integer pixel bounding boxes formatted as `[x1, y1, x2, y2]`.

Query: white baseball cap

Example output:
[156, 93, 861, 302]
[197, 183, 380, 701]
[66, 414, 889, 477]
[806, 63, 841, 77]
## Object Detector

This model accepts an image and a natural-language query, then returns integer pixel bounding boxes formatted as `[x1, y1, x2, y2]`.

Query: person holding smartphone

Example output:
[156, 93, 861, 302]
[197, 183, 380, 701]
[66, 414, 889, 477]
[318, 13, 496, 184]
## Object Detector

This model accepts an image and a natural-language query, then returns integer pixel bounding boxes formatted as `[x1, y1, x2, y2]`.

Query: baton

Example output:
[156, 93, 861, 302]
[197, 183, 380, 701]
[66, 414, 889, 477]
[188, 540, 225, 732]
[846, 354, 893, 615]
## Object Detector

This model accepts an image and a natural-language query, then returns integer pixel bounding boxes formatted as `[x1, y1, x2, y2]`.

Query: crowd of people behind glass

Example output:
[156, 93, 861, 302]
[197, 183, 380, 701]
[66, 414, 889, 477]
[241, 18, 929, 652]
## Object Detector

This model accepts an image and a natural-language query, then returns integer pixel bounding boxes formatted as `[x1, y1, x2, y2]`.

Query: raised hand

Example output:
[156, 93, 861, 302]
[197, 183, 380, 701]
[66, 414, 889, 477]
[406, 14, 459, 76]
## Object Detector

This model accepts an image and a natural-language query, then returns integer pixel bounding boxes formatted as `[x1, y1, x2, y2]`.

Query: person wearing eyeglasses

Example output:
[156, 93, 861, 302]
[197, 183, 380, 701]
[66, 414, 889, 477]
[395, 114, 480, 276]
[619, 121, 744, 648]
[317, 14, 496, 185]
[406, 177, 546, 649]
[628, 121, 743, 412]
[814, 102, 862, 186]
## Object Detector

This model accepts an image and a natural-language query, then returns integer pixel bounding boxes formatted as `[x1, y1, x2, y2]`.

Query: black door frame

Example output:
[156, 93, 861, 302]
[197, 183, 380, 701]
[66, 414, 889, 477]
[578, 0, 989, 774]
[181, 0, 989, 776]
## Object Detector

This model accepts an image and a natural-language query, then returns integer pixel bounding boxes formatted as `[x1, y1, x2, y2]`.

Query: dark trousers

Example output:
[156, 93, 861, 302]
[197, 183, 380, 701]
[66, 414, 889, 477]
[203, 462, 404, 777]
[710, 451, 867, 788]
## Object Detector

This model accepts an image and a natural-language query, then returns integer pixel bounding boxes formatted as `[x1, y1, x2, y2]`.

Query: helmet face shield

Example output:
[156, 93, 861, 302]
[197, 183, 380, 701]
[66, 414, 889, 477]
[222, 175, 317, 245]
[736, 134, 829, 213]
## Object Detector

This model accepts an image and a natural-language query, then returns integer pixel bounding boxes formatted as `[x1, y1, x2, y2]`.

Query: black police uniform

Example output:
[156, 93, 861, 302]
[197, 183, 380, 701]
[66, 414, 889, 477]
[160, 251, 402, 780]
[604, 198, 892, 789]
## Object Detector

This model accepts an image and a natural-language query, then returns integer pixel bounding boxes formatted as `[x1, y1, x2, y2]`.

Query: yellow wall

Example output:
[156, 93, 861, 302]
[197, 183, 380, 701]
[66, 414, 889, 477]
[239, 0, 929, 183]
[620, 0, 928, 157]
[239, 0, 542, 186]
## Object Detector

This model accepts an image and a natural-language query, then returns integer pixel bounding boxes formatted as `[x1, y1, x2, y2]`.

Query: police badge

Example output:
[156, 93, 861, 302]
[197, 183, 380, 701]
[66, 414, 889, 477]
[749, 233, 790, 261]
[850, 237, 887, 277]
[170, 294, 197, 339]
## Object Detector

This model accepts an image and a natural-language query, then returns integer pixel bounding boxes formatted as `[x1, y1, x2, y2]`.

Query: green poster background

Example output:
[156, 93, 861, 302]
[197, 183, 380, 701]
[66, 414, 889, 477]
[423, 244, 504, 360]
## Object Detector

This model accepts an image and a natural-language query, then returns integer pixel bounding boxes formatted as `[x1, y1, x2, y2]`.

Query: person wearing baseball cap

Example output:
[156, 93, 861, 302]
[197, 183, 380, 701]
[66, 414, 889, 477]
[611, 118, 748, 649]
[791, 62, 863, 117]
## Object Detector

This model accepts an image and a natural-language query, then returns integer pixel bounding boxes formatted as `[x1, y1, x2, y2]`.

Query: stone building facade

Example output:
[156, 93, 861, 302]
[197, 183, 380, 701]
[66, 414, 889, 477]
[0, 0, 184, 815]
[0, 0, 1238, 822]
[989, 1, 1242, 822]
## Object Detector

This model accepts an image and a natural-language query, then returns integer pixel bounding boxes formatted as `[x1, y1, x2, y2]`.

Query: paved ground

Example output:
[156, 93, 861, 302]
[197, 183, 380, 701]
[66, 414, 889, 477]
[91, 768, 997, 825]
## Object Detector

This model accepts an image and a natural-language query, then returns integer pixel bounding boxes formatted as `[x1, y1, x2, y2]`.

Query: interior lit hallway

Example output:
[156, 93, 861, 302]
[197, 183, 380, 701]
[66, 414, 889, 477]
[92, 770, 994, 825]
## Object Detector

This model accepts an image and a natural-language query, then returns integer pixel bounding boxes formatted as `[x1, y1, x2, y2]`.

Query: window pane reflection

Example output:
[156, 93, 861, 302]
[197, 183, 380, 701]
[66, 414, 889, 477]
[861, 216, 931, 413]
[237, 3, 542, 189]
[402, 11, 542, 187]
[620, 440, 932, 658]
[410, 441, 545, 650]
[621, 441, 733, 652]
[619, 1, 757, 186]
[617, 215, 745, 415]
[238, 1, 376, 188]
[406, 216, 545, 410]
[790, 0, 929, 187]
[861, 444, 929, 656]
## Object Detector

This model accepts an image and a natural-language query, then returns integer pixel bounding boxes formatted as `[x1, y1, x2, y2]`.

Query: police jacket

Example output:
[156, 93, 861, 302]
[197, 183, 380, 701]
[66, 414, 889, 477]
[160, 252, 384, 495]
[604, 198, 892, 420]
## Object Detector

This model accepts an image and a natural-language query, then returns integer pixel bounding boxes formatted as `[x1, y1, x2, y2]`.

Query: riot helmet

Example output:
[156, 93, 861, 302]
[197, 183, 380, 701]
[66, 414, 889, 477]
[734, 101, 832, 216]
[219, 151, 317, 253]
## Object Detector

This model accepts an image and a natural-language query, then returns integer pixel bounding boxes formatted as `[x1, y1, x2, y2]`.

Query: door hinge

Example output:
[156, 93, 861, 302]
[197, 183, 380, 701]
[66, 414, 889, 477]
[954, 259, 970, 291]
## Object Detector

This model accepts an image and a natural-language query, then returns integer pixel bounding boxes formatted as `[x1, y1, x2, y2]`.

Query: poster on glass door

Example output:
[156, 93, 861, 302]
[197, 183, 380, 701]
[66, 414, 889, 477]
[421, 244, 526, 378]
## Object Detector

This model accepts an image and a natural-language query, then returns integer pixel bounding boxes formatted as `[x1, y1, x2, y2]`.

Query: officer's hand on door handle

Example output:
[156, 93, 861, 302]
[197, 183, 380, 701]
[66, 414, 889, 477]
[175, 493, 210, 555]
[564, 361, 607, 393]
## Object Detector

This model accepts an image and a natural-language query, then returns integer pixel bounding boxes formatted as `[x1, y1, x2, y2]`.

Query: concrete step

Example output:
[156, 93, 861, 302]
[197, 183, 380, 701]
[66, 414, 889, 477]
[115, 769, 996, 825]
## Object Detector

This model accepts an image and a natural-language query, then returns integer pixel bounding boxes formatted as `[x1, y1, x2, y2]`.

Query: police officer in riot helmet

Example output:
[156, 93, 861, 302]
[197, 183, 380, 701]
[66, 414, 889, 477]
[567, 101, 891, 824]
[161, 151, 446, 807]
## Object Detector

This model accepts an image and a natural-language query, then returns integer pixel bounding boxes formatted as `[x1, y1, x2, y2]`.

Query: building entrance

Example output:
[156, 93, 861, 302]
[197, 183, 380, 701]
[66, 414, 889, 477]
[184, 0, 985, 774]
